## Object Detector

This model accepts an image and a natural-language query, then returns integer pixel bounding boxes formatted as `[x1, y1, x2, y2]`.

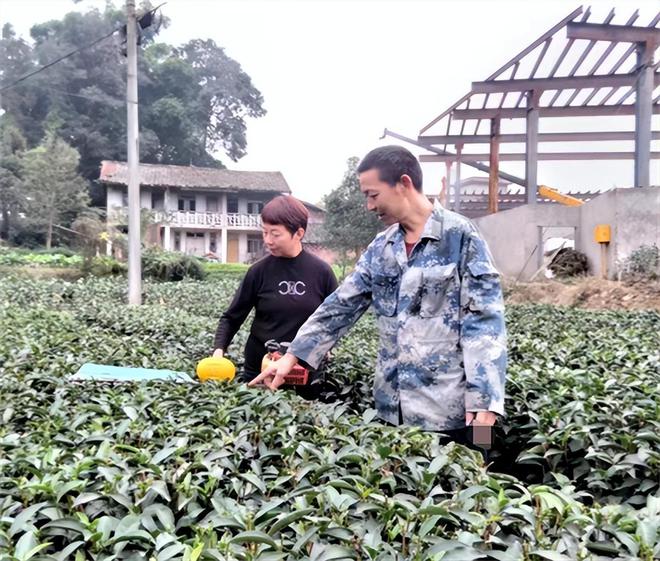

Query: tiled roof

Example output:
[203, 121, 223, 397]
[99, 161, 291, 193]
[300, 200, 325, 213]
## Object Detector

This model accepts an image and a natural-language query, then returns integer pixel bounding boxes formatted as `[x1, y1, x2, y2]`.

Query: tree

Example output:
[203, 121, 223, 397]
[142, 39, 266, 167]
[0, 24, 41, 147]
[23, 4, 157, 179]
[323, 157, 381, 274]
[0, 118, 27, 240]
[70, 207, 107, 267]
[0, 3, 266, 180]
[21, 131, 89, 248]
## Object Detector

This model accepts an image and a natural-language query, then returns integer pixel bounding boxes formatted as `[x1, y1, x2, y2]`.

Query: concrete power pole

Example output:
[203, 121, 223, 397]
[126, 0, 141, 305]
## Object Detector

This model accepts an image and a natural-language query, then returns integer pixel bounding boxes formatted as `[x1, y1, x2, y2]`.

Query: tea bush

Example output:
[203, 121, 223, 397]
[142, 249, 207, 282]
[1, 277, 659, 560]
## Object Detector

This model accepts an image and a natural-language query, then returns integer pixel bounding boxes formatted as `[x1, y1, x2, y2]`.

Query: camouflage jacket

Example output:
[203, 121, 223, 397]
[289, 202, 507, 430]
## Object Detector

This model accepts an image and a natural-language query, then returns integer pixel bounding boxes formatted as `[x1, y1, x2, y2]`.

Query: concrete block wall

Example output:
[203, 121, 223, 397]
[610, 188, 660, 272]
[473, 204, 580, 280]
[472, 186, 660, 280]
[578, 190, 617, 278]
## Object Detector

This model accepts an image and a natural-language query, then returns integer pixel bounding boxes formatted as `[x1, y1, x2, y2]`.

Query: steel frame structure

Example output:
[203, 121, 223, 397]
[387, 6, 660, 213]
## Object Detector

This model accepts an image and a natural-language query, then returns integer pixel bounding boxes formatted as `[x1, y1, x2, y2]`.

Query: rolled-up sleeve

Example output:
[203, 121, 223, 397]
[459, 231, 507, 415]
[289, 244, 375, 369]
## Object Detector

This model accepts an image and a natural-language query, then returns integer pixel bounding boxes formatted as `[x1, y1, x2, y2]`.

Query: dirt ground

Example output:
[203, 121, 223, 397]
[504, 277, 660, 311]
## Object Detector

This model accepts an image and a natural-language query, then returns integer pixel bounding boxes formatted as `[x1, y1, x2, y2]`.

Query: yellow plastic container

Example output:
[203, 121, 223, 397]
[196, 357, 236, 382]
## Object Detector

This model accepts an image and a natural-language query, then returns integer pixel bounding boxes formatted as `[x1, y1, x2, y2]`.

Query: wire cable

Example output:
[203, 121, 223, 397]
[0, 3, 166, 94]
[0, 29, 118, 94]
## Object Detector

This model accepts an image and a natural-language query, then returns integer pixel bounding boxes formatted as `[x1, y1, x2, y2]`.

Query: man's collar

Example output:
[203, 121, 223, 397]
[384, 200, 445, 244]
[420, 200, 444, 241]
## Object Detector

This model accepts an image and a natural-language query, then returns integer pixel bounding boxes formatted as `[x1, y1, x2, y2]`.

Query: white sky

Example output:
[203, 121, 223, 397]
[1, 0, 659, 203]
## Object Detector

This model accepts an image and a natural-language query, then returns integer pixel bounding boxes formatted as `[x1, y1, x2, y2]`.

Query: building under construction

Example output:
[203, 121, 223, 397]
[388, 5, 659, 280]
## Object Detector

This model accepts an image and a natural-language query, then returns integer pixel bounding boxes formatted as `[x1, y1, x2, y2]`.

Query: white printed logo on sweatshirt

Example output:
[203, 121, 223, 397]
[278, 281, 306, 296]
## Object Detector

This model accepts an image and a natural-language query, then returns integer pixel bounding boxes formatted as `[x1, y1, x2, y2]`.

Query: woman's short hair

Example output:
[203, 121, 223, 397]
[261, 195, 309, 235]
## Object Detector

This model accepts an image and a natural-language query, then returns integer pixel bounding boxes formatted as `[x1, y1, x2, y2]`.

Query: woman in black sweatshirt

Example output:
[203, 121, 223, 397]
[213, 195, 338, 387]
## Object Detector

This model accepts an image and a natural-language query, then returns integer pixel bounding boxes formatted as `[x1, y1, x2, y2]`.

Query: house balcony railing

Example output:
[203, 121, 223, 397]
[161, 211, 263, 229]
[109, 208, 262, 229]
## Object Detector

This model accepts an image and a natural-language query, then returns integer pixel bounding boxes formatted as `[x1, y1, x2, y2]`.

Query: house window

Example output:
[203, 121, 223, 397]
[174, 232, 181, 251]
[151, 191, 164, 210]
[209, 233, 217, 253]
[122, 191, 128, 207]
[207, 195, 218, 212]
[247, 238, 263, 255]
[227, 196, 239, 214]
[186, 232, 204, 238]
[178, 196, 196, 212]
[247, 201, 263, 215]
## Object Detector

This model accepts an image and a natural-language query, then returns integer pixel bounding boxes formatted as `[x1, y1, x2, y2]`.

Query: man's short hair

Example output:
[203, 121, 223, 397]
[357, 145, 423, 192]
[261, 195, 309, 235]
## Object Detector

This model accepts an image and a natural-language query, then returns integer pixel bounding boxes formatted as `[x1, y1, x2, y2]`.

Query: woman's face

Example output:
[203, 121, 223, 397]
[262, 223, 304, 257]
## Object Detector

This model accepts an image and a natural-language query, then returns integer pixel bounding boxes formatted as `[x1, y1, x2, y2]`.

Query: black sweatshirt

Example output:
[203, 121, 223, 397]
[213, 250, 338, 374]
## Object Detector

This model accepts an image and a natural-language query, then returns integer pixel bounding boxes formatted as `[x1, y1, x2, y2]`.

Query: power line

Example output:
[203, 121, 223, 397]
[30, 84, 125, 106]
[0, 29, 118, 94]
[0, 4, 166, 95]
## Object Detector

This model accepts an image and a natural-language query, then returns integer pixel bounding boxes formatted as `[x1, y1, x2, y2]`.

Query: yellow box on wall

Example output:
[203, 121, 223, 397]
[594, 224, 611, 243]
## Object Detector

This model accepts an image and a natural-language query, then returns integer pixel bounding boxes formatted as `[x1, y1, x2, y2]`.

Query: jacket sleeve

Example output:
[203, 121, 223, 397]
[289, 244, 375, 369]
[213, 268, 257, 352]
[459, 229, 507, 415]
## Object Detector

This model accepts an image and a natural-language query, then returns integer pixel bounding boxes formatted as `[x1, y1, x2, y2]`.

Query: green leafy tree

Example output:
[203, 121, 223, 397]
[323, 157, 381, 274]
[142, 39, 266, 167]
[0, 3, 266, 180]
[21, 131, 89, 248]
[0, 24, 40, 146]
[70, 207, 108, 270]
[21, 4, 157, 179]
[0, 119, 27, 240]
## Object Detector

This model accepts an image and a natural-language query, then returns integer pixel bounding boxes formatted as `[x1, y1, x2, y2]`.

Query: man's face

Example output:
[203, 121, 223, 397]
[359, 168, 404, 226]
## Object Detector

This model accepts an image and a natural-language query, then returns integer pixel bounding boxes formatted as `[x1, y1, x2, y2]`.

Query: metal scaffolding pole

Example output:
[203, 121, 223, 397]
[488, 118, 500, 214]
[454, 144, 463, 213]
[444, 161, 452, 208]
[525, 90, 540, 205]
[384, 128, 527, 188]
[126, 0, 141, 305]
[634, 41, 653, 187]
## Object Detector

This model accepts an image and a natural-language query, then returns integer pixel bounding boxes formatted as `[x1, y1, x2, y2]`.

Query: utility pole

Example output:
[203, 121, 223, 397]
[126, 0, 141, 305]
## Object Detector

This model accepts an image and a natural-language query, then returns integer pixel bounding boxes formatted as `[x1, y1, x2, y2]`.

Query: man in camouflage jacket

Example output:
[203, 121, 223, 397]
[251, 146, 507, 437]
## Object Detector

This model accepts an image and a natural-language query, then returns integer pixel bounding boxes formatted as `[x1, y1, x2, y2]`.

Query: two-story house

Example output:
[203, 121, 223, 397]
[99, 161, 292, 263]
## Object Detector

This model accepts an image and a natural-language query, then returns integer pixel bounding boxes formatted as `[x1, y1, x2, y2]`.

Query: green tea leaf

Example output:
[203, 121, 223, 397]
[230, 530, 277, 548]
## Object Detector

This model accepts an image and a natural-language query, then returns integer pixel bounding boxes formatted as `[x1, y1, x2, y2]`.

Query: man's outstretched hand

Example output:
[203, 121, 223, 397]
[248, 352, 299, 391]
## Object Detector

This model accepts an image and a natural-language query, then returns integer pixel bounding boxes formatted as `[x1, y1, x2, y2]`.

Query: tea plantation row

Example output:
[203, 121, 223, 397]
[1, 277, 658, 560]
